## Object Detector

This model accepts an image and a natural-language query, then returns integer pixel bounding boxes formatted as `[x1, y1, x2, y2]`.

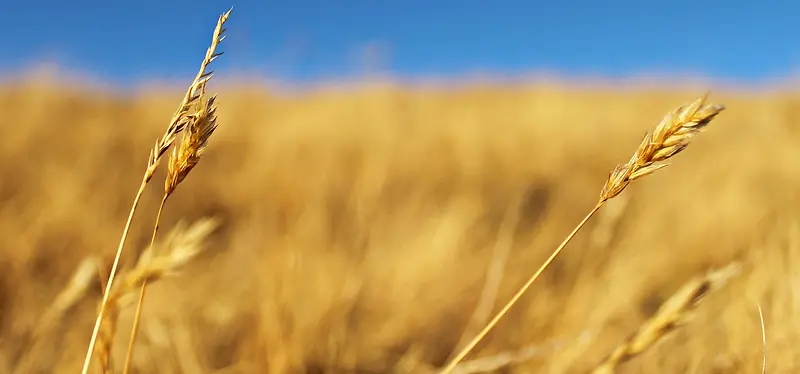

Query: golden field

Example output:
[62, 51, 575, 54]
[1, 76, 800, 373]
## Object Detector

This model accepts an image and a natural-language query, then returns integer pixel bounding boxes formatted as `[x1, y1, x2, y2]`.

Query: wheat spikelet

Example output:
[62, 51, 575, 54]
[165, 93, 219, 197]
[440, 95, 725, 374]
[591, 262, 740, 374]
[118, 218, 219, 294]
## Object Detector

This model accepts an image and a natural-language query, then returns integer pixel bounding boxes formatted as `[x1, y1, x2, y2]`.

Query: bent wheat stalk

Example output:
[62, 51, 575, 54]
[82, 8, 231, 374]
[121, 10, 228, 374]
[439, 94, 725, 373]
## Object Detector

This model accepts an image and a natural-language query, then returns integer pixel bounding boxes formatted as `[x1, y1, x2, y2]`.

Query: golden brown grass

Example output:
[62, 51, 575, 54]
[2, 72, 799, 372]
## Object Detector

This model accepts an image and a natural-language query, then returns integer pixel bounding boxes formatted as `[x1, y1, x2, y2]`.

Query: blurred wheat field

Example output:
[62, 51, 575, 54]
[2, 77, 800, 373]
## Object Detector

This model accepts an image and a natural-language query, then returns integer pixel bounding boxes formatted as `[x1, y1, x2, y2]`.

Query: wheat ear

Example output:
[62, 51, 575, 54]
[94, 219, 219, 373]
[121, 10, 229, 374]
[591, 262, 740, 374]
[439, 94, 725, 373]
[81, 9, 230, 374]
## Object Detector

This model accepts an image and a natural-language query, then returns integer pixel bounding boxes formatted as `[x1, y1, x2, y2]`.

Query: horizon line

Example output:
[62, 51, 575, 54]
[3, 62, 800, 95]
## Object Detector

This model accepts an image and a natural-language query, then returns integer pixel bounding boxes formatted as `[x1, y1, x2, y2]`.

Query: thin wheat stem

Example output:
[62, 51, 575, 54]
[758, 303, 766, 374]
[123, 195, 168, 374]
[82, 177, 148, 374]
[440, 202, 603, 374]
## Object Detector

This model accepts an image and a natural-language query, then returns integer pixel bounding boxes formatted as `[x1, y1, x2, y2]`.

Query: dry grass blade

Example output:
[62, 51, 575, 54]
[591, 262, 741, 374]
[439, 95, 725, 374]
[82, 8, 231, 374]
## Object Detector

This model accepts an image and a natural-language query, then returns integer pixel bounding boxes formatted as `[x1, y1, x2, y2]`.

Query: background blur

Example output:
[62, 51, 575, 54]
[2, 1, 800, 373]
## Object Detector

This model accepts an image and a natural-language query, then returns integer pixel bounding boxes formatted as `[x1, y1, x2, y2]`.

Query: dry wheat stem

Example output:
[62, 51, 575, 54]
[441, 203, 602, 374]
[439, 95, 724, 374]
[122, 196, 167, 374]
[81, 178, 148, 374]
[758, 303, 766, 374]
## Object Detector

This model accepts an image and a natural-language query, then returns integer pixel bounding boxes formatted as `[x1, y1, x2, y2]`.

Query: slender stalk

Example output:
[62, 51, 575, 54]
[440, 202, 604, 374]
[122, 195, 168, 374]
[81, 177, 148, 374]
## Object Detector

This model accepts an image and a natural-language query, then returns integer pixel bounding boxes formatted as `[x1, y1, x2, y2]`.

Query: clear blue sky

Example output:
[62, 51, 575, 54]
[3, 0, 799, 85]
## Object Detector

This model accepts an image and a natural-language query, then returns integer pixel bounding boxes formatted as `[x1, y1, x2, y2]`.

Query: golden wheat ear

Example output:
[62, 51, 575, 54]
[600, 94, 724, 201]
[95, 218, 220, 373]
[591, 262, 740, 374]
[121, 9, 230, 374]
[439, 94, 725, 374]
[81, 8, 232, 374]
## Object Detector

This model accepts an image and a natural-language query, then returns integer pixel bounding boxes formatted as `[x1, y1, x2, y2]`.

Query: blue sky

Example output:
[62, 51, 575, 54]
[3, 0, 799, 86]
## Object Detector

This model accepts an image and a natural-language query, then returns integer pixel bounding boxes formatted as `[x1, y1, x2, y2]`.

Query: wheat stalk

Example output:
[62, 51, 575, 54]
[439, 94, 725, 373]
[120, 10, 229, 374]
[758, 303, 766, 374]
[591, 262, 740, 374]
[81, 8, 231, 374]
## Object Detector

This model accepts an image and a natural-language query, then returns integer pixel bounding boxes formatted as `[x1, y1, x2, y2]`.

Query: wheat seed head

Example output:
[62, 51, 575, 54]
[592, 262, 740, 374]
[165, 94, 219, 197]
[600, 94, 725, 202]
[93, 218, 217, 372]
[145, 9, 231, 182]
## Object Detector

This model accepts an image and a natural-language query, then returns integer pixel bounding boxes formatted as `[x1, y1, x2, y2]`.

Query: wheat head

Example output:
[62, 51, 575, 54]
[121, 11, 229, 374]
[600, 94, 724, 202]
[165, 94, 219, 197]
[145, 9, 230, 183]
[94, 218, 219, 373]
[591, 262, 740, 374]
[82, 9, 231, 374]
